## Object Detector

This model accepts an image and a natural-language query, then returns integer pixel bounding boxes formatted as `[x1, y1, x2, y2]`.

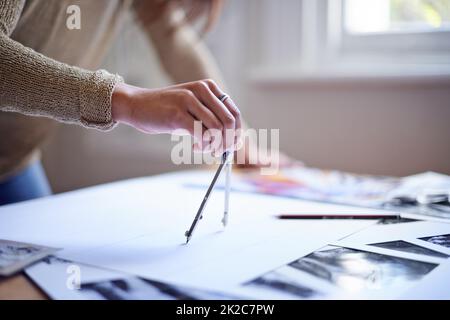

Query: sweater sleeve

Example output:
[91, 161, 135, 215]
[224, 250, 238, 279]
[132, 1, 227, 88]
[0, 0, 123, 131]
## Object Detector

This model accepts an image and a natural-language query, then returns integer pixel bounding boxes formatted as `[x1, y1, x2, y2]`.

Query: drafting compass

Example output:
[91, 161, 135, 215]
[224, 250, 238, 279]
[185, 151, 232, 243]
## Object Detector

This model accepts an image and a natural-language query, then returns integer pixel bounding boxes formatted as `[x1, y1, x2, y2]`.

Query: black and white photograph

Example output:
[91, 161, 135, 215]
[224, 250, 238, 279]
[1, 0, 450, 305]
[25, 255, 243, 300]
[80, 277, 242, 300]
[245, 270, 323, 299]
[0, 240, 57, 276]
[369, 240, 449, 258]
[80, 278, 196, 300]
[288, 246, 438, 293]
[420, 234, 450, 249]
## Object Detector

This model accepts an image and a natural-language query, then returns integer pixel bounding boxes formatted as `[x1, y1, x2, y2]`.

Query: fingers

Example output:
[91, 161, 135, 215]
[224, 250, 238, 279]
[191, 81, 235, 152]
[170, 79, 242, 155]
[203, 79, 242, 134]
[190, 79, 241, 152]
[192, 124, 214, 153]
[177, 112, 209, 152]
[173, 91, 222, 153]
[174, 89, 220, 153]
[183, 90, 223, 132]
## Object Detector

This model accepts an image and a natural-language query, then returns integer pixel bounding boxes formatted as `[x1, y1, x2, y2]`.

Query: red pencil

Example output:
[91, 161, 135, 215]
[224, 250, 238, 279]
[276, 214, 400, 219]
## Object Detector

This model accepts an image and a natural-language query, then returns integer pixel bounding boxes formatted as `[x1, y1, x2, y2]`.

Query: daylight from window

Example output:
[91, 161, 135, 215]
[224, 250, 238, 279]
[345, 0, 450, 33]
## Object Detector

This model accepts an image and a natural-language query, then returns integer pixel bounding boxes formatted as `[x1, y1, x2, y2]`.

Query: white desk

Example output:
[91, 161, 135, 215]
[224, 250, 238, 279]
[1, 169, 446, 299]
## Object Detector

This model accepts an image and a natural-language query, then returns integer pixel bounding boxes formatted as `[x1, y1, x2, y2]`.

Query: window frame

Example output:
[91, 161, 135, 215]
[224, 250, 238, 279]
[337, 0, 450, 62]
[248, 0, 450, 83]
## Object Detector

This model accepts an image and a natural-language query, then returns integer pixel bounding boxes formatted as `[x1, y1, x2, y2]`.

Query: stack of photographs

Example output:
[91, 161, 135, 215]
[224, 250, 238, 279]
[25, 222, 450, 300]
[242, 246, 438, 299]
[239, 222, 450, 299]
[0, 240, 58, 276]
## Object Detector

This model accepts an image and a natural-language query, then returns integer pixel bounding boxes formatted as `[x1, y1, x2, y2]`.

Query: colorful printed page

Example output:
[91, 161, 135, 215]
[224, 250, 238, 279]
[185, 168, 450, 219]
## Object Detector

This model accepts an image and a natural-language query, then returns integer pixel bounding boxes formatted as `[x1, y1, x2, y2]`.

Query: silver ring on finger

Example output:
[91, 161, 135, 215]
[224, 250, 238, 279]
[218, 94, 229, 103]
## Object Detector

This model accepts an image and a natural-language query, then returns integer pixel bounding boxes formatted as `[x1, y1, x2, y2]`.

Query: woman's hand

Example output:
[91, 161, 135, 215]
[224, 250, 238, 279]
[234, 136, 303, 171]
[112, 80, 241, 153]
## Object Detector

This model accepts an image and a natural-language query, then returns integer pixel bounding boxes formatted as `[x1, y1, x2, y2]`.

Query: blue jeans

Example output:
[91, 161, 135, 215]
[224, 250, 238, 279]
[0, 161, 52, 206]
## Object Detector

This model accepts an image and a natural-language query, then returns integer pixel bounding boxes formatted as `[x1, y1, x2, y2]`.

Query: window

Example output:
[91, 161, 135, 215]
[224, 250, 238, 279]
[339, 0, 450, 61]
[345, 0, 450, 34]
[249, 0, 450, 82]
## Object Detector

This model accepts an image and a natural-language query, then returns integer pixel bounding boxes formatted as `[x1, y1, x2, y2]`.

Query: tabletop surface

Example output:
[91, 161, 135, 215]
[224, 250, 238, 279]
[0, 274, 46, 300]
[0, 171, 212, 300]
[1, 170, 448, 300]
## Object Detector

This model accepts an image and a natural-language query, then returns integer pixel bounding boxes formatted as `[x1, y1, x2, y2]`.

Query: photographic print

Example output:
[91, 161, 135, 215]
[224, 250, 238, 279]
[27, 256, 241, 300]
[377, 218, 417, 225]
[80, 277, 242, 300]
[288, 246, 437, 294]
[419, 234, 450, 248]
[369, 240, 448, 258]
[0, 239, 58, 276]
[245, 270, 323, 299]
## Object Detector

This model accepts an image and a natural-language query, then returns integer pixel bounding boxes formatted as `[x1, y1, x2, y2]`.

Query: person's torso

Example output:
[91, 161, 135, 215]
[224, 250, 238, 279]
[12, 0, 130, 68]
[0, 0, 131, 179]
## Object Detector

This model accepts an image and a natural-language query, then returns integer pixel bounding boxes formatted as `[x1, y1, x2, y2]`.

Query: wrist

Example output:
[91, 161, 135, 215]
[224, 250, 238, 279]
[112, 83, 134, 124]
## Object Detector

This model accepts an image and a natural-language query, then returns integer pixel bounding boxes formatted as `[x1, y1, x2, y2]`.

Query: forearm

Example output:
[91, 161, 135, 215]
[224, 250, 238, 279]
[0, 0, 122, 131]
[0, 34, 122, 130]
[135, 4, 227, 88]
[137, 6, 253, 134]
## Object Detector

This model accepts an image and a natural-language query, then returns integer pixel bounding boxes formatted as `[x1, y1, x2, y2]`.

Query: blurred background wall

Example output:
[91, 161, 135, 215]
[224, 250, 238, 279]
[42, 0, 450, 193]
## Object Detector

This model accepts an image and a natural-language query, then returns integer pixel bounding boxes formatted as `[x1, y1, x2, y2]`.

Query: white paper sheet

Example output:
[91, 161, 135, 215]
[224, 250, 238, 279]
[399, 260, 450, 300]
[0, 170, 378, 293]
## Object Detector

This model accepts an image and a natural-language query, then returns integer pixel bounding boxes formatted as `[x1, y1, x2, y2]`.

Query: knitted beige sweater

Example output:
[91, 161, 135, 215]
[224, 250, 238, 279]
[0, 0, 128, 179]
[0, 0, 225, 180]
